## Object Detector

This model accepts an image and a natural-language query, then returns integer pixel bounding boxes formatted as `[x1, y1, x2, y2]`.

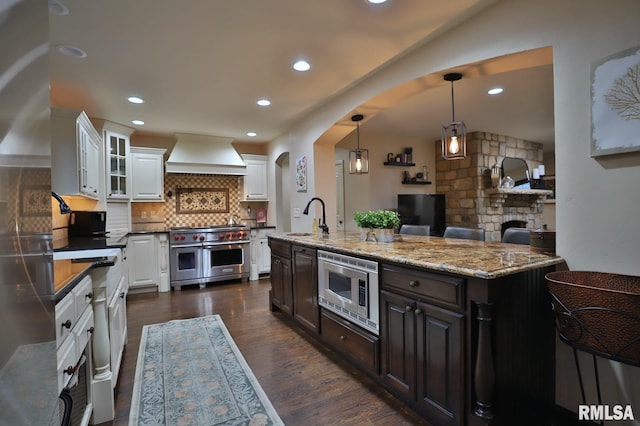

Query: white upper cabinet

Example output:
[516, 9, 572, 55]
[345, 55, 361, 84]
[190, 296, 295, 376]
[91, 120, 134, 201]
[104, 130, 131, 200]
[241, 154, 268, 201]
[51, 108, 104, 201]
[130, 147, 166, 201]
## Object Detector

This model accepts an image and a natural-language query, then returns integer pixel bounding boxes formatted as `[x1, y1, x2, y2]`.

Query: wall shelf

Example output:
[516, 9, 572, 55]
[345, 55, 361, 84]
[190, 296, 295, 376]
[402, 180, 431, 185]
[384, 161, 415, 167]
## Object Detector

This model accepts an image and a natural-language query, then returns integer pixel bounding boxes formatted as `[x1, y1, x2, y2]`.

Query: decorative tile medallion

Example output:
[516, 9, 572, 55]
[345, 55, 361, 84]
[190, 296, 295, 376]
[176, 187, 230, 214]
[20, 185, 51, 217]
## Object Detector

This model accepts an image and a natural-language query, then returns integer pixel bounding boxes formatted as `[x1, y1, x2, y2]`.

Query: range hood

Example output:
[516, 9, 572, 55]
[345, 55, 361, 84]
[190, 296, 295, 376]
[165, 133, 246, 175]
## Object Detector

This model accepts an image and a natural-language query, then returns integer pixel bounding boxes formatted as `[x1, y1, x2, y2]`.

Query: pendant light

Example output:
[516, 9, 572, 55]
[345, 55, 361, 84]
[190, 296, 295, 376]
[349, 114, 369, 174]
[441, 73, 467, 160]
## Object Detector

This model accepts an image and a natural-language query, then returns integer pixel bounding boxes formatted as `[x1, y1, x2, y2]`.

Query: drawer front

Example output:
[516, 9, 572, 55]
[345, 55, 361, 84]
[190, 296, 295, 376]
[57, 335, 76, 394]
[74, 308, 94, 362]
[321, 310, 379, 373]
[382, 264, 465, 310]
[72, 275, 93, 315]
[55, 293, 76, 347]
[269, 239, 290, 258]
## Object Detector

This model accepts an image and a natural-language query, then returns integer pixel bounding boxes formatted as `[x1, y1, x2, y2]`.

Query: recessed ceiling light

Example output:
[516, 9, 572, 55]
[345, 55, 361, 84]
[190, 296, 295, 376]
[292, 59, 311, 72]
[488, 87, 504, 95]
[49, 0, 69, 15]
[256, 99, 271, 107]
[128, 96, 144, 104]
[247, 132, 257, 137]
[366, 0, 388, 4]
[132, 120, 144, 126]
[56, 44, 87, 58]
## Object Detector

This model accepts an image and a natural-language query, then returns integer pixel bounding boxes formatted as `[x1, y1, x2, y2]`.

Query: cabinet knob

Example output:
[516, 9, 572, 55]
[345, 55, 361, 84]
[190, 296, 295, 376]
[405, 305, 413, 312]
[340, 335, 346, 341]
[88, 326, 94, 334]
[62, 320, 72, 329]
[64, 366, 75, 376]
[414, 308, 423, 316]
[85, 292, 93, 300]
[409, 280, 419, 288]
[120, 292, 125, 298]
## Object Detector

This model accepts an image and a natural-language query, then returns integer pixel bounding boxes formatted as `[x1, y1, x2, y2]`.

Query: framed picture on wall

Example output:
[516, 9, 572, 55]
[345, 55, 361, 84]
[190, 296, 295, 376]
[591, 45, 640, 157]
[296, 156, 307, 192]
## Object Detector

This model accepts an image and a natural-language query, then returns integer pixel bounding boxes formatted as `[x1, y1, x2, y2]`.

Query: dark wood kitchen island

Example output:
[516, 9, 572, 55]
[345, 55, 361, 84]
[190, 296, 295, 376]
[268, 231, 566, 426]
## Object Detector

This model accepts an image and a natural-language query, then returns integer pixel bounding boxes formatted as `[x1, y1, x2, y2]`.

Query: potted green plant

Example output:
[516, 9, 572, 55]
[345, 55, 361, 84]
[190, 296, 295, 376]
[353, 210, 400, 242]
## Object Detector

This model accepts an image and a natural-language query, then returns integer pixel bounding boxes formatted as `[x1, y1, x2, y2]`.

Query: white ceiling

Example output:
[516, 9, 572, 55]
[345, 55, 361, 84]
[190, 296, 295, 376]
[49, 0, 555, 151]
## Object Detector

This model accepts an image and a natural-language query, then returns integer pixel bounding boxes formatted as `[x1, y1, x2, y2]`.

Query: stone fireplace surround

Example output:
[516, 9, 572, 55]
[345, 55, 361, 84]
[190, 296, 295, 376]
[435, 131, 552, 242]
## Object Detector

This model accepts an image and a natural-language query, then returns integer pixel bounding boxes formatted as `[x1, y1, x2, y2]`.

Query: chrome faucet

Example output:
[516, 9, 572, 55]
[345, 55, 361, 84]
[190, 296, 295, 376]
[303, 197, 328, 235]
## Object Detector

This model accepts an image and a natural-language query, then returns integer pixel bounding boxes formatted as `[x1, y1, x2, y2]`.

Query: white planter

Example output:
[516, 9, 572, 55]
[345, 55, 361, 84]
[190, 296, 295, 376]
[362, 228, 394, 242]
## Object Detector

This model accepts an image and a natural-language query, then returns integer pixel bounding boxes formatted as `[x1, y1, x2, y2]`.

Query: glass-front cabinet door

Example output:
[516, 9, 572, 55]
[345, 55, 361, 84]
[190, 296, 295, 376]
[105, 130, 130, 200]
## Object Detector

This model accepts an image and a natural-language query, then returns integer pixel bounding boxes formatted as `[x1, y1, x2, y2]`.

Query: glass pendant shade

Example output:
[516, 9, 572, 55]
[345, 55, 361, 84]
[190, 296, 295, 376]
[441, 73, 467, 160]
[349, 114, 369, 174]
[441, 121, 466, 159]
[349, 148, 369, 174]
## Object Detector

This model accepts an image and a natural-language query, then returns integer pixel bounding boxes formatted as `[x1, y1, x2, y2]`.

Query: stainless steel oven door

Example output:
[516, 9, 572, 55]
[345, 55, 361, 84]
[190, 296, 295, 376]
[202, 242, 249, 280]
[170, 245, 202, 282]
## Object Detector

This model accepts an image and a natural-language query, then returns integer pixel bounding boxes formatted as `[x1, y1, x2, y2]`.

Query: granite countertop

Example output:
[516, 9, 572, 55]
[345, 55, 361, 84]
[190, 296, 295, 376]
[270, 231, 565, 279]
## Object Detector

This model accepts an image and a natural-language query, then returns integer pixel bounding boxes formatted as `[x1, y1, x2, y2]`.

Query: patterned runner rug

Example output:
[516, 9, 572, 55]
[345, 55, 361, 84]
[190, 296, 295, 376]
[129, 315, 283, 425]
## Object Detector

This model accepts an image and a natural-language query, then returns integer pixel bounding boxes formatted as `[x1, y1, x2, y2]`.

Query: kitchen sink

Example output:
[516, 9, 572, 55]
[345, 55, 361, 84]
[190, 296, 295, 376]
[286, 232, 314, 237]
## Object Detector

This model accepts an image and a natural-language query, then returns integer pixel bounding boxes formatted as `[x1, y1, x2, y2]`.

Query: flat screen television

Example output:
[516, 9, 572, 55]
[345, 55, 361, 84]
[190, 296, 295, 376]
[397, 194, 446, 236]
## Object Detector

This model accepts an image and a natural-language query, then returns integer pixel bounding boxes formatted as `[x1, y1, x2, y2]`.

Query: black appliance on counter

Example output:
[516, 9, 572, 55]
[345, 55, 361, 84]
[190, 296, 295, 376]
[397, 194, 446, 236]
[68, 211, 107, 237]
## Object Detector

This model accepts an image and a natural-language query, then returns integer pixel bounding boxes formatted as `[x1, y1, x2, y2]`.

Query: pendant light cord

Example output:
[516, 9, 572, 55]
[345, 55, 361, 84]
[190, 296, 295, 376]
[451, 80, 456, 122]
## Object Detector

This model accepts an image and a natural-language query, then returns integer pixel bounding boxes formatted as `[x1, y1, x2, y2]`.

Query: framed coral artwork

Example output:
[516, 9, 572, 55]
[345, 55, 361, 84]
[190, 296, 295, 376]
[296, 156, 307, 192]
[591, 45, 640, 156]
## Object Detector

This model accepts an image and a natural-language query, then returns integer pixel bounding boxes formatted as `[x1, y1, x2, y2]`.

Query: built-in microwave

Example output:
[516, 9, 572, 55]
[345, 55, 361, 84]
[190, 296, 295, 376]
[317, 250, 379, 335]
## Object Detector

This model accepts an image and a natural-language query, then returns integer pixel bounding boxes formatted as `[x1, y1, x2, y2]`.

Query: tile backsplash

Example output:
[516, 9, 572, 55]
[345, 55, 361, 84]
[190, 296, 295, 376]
[131, 174, 248, 230]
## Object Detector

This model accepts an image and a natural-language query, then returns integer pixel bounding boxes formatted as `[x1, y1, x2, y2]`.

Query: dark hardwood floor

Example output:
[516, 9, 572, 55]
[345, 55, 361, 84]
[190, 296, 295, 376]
[104, 278, 429, 425]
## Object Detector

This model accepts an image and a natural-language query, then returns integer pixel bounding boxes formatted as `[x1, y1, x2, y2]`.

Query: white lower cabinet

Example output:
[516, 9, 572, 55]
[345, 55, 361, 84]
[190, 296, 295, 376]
[127, 233, 170, 292]
[108, 276, 128, 388]
[128, 234, 158, 290]
[157, 233, 170, 292]
[258, 234, 271, 274]
[250, 228, 272, 278]
[88, 248, 126, 424]
[55, 275, 94, 394]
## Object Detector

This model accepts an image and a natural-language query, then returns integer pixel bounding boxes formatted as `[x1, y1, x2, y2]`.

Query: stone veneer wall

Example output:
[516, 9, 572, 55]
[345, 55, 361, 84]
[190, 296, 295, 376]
[435, 131, 545, 242]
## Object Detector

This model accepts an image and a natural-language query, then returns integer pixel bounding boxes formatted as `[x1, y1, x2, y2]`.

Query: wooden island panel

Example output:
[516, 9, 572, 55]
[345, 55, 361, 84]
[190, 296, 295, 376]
[268, 232, 564, 426]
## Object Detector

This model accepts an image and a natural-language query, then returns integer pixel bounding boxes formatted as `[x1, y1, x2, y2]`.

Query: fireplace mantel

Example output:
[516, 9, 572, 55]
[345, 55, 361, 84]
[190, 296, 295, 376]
[483, 188, 553, 207]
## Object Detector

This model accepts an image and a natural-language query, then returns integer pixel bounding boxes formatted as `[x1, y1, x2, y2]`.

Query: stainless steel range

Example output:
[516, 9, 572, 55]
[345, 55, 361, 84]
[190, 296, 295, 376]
[169, 225, 250, 290]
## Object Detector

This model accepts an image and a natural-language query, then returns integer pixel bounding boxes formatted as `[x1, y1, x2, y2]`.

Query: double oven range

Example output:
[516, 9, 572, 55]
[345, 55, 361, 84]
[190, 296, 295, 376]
[169, 225, 250, 290]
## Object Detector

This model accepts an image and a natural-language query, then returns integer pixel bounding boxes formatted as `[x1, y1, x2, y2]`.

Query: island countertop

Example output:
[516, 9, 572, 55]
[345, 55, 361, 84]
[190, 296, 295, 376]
[269, 231, 565, 279]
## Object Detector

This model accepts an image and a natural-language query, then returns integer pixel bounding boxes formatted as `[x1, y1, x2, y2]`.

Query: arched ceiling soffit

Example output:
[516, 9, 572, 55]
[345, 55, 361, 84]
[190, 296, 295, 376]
[315, 46, 553, 147]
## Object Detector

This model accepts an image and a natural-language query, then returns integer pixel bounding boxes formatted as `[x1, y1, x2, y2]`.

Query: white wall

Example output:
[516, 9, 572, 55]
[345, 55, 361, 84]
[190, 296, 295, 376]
[337, 130, 437, 230]
[267, 1, 640, 421]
